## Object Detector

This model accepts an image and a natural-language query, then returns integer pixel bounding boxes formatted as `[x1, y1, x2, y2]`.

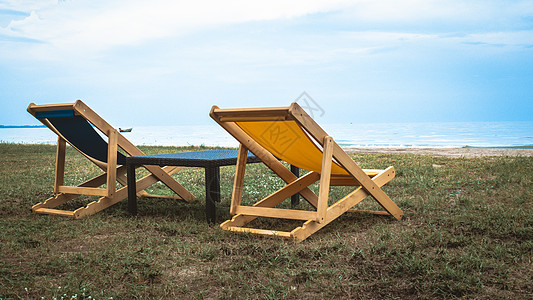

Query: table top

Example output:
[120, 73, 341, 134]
[126, 149, 261, 168]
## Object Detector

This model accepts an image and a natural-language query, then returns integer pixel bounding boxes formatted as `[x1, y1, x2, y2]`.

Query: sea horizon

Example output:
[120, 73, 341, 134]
[1, 121, 532, 149]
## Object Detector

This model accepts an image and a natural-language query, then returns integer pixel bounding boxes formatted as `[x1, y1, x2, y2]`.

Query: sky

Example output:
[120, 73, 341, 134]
[1, 0, 532, 127]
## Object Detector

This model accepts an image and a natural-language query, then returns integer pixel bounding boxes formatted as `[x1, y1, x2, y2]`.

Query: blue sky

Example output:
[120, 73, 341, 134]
[1, 0, 532, 126]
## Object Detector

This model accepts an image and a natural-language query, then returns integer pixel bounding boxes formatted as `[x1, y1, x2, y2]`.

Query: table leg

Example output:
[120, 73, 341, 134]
[205, 166, 220, 223]
[291, 164, 300, 207]
[127, 163, 138, 215]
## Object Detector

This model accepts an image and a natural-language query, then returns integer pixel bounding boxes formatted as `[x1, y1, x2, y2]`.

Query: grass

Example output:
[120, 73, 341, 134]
[0, 143, 532, 299]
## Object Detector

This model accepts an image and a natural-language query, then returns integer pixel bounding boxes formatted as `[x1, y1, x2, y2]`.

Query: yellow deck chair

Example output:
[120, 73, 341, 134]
[27, 100, 195, 218]
[210, 102, 402, 242]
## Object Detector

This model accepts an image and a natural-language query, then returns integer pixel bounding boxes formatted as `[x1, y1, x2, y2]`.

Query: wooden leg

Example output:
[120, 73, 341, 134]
[290, 165, 300, 207]
[106, 129, 118, 198]
[317, 136, 333, 223]
[54, 137, 66, 194]
[205, 166, 218, 223]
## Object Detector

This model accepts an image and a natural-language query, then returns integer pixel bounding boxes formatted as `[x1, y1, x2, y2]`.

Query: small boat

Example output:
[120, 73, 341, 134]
[119, 128, 132, 133]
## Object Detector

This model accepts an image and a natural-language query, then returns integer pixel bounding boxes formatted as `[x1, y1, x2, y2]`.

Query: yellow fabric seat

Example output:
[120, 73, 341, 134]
[237, 120, 348, 175]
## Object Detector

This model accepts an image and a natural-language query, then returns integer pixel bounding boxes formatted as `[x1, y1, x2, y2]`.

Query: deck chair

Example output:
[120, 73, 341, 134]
[210, 102, 403, 242]
[27, 100, 195, 218]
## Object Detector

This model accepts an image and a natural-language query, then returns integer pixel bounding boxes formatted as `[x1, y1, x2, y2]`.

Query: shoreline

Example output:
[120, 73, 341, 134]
[2, 142, 533, 158]
[344, 147, 533, 158]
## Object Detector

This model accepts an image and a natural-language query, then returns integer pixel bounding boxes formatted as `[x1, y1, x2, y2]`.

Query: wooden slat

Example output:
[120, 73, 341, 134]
[235, 206, 317, 221]
[219, 116, 288, 122]
[223, 226, 292, 238]
[140, 194, 184, 200]
[32, 194, 75, 211]
[57, 186, 108, 197]
[73, 100, 116, 140]
[212, 106, 289, 113]
[317, 136, 333, 223]
[230, 144, 248, 215]
[106, 129, 118, 198]
[54, 137, 66, 194]
[26, 102, 75, 117]
[347, 209, 390, 215]
[330, 178, 361, 186]
[116, 168, 128, 186]
[330, 170, 381, 186]
[212, 106, 291, 121]
[330, 169, 383, 186]
[361, 169, 382, 176]
[74, 99, 197, 201]
[33, 208, 75, 217]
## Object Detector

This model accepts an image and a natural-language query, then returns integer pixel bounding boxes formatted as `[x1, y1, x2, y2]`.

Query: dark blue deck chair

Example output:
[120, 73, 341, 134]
[27, 100, 195, 218]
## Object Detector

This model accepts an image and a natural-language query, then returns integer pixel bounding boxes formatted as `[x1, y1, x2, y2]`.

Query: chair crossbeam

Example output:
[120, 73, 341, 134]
[224, 226, 293, 238]
[235, 206, 318, 221]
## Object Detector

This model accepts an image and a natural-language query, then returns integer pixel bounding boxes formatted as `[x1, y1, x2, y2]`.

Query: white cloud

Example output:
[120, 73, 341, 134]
[465, 31, 533, 47]
[0, 0, 56, 11]
[337, 0, 533, 26]
[1, 0, 353, 54]
[1, 0, 532, 62]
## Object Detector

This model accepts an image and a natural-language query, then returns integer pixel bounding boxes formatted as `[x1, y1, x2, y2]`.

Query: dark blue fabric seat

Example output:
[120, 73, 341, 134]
[36, 110, 127, 165]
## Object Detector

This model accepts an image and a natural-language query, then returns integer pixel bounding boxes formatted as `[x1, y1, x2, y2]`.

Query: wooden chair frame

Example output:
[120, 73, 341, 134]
[27, 100, 195, 218]
[210, 102, 402, 242]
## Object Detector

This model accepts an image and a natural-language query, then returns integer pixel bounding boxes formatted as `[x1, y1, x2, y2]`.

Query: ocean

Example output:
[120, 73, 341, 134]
[1, 121, 532, 148]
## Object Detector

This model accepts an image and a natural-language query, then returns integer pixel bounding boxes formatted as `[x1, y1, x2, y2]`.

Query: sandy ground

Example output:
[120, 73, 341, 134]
[344, 147, 533, 158]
